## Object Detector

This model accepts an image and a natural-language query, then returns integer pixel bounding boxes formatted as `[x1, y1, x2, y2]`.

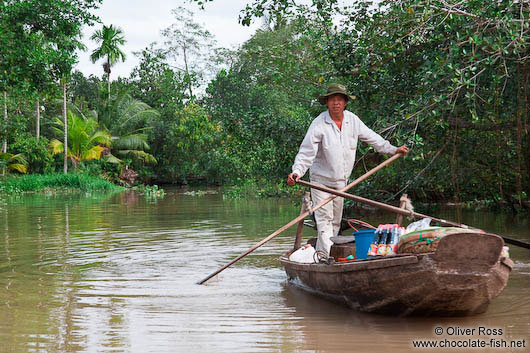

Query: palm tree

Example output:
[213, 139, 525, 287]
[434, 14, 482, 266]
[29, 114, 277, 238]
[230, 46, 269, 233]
[0, 152, 28, 175]
[110, 134, 157, 166]
[50, 110, 111, 169]
[100, 92, 159, 168]
[90, 25, 126, 99]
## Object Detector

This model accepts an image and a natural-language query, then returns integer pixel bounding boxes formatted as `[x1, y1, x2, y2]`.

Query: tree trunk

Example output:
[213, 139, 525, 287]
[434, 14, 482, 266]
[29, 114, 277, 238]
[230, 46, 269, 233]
[496, 123, 504, 201]
[63, 81, 68, 174]
[522, 64, 530, 195]
[2, 91, 7, 153]
[450, 122, 461, 223]
[516, 64, 523, 206]
[107, 72, 111, 100]
[493, 87, 503, 202]
[183, 45, 193, 99]
[106, 55, 111, 127]
[107, 55, 111, 101]
[36, 97, 40, 139]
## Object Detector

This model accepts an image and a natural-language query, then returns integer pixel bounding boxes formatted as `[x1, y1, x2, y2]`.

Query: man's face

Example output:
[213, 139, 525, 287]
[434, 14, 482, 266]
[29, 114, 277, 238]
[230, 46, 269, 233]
[326, 94, 347, 115]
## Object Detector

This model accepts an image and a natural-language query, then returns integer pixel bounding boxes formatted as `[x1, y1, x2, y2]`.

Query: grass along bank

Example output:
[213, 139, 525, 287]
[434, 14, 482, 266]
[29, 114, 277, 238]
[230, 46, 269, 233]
[0, 173, 125, 194]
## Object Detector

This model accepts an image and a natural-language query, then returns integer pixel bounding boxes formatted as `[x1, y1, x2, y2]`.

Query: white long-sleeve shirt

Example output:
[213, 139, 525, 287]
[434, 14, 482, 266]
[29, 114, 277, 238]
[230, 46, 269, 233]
[292, 110, 397, 188]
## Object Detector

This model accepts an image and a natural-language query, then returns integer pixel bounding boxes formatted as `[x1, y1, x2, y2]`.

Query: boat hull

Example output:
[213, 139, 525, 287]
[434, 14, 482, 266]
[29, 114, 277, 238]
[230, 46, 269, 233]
[280, 232, 513, 316]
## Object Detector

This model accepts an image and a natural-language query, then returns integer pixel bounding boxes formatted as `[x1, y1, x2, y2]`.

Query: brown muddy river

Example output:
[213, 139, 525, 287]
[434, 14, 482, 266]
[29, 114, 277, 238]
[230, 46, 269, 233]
[0, 187, 529, 352]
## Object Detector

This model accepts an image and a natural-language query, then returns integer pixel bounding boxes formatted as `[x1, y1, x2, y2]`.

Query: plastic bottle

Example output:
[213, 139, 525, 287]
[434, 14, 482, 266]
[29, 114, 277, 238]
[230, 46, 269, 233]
[386, 225, 400, 255]
[384, 225, 394, 256]
[376, 225, 389, 256]
[367, 225, 382, 256]
[289, 244, 316, 263]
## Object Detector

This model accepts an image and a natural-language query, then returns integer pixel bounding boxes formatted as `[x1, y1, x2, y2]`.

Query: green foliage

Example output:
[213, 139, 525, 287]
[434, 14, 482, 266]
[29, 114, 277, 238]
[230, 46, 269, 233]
[204, 26, 317, 182]
[160, 6, 219, 98]
[50, 109, 111, 167]
[129, 44, 189, 118]
[100, 90, 159, 134]
[154, 103, 219, 181]
[223, 177, 301, 199]
[194, 0, 530, 208]
[95, 90, 159, 170]
[132, 184, 165, 198]
[90, 24, 127, 70]
[68, 71, 102, 110]
[235, 17, 330, 108]
[3, 0, 529, 210]
[0, 0, 101, 89]
[0, 152, 28, 174]
[90, 23, 127, 99]
[320, 0, 530, 205]
[0, 172, 122, 194]
[0, 0, 102, 158]
[10, 135, 54, 173]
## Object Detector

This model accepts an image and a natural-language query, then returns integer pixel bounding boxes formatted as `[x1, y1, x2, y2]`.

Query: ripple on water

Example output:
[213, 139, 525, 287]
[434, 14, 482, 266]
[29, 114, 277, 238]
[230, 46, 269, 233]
[1, 190, 529, 352]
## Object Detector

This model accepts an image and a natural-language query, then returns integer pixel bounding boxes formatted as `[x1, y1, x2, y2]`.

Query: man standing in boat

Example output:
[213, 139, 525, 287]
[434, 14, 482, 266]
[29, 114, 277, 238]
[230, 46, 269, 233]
[287, 83, 409, 263]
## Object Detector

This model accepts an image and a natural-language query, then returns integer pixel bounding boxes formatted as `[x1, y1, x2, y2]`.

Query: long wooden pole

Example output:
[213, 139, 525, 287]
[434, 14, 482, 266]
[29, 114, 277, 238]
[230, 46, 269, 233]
[196, 153, 403, 284]
[296, 180, 530, 250]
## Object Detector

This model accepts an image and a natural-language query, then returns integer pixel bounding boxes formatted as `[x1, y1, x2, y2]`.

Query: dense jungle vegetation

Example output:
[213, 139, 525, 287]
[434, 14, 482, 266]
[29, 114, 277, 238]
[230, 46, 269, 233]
[1, 0, 529, 210]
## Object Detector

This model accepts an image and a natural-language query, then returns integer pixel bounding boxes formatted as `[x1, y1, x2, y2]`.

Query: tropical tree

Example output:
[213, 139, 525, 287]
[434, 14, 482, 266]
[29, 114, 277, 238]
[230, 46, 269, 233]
[155, 103, 218, 181]
[98, 91, 157, 132]
[0, 152, 28, 175]
[109, 134, 157, 166]
[205, 68, 312, 180]
[50, 110, 111, 169]
[68, 70, 102, 110]
[94, 91, 159, 170]
[90, 24, 127, 99]
[193, 0, 530, 207]
[1, 91, 7, 153]
[161, 6, 219, 99]
[0, 0, 102, 151]
[129, 44, 189, 118]
[10, 135, 53, 174]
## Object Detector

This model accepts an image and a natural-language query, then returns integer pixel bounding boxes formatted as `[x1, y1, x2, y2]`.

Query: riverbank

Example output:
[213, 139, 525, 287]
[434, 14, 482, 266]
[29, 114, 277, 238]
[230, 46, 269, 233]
[222, 178, 299, 199]
[0, 173, 124, 195]
[1, 173, 527, 213]
[221, 177, 529, 213]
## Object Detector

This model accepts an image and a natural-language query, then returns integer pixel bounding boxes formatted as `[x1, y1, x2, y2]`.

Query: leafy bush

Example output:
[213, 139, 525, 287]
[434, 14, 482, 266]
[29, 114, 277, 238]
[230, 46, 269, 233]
[10, 136, 54, 173]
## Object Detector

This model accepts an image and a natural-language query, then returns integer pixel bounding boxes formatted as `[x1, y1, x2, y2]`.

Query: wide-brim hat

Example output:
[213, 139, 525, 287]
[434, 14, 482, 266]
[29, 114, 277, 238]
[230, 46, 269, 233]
[318, 83, 356, 105]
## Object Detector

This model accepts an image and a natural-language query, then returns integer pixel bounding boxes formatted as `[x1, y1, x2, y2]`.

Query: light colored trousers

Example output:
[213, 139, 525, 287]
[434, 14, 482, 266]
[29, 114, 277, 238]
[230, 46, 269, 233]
[310, 182, 344, 257]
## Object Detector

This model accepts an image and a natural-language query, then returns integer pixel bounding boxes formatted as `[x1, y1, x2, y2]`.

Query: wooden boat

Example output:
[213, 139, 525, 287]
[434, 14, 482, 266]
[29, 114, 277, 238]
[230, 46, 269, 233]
[280, 232, 513, 316]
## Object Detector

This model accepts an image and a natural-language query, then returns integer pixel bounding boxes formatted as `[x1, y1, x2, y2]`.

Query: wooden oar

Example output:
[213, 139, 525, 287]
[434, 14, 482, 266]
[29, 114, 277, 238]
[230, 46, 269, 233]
[196, 153, 403, 285]
[296, 180, 530, 250]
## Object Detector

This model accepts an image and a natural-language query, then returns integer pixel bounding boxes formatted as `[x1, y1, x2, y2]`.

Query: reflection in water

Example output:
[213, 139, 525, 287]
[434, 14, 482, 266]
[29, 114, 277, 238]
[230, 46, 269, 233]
[0, 188, 528, 352]
[280, 280, 530, 352]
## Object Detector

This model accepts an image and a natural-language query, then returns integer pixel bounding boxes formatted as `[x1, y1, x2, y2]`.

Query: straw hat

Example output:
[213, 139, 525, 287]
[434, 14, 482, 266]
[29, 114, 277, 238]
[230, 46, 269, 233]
[318, 83, 356, 105]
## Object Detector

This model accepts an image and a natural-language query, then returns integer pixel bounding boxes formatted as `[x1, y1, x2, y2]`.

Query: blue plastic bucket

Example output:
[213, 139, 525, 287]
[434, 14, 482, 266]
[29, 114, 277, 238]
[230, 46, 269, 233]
[354, 230, 375, 260]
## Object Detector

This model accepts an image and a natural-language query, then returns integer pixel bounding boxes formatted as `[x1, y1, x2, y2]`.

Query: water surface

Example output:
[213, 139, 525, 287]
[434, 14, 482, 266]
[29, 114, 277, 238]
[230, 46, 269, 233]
[0, 188, 528, 352]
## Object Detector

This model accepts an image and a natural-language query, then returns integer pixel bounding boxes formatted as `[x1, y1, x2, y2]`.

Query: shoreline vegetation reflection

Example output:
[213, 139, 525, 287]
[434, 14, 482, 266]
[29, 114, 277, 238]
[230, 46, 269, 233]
[0, 187, 528, 352]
